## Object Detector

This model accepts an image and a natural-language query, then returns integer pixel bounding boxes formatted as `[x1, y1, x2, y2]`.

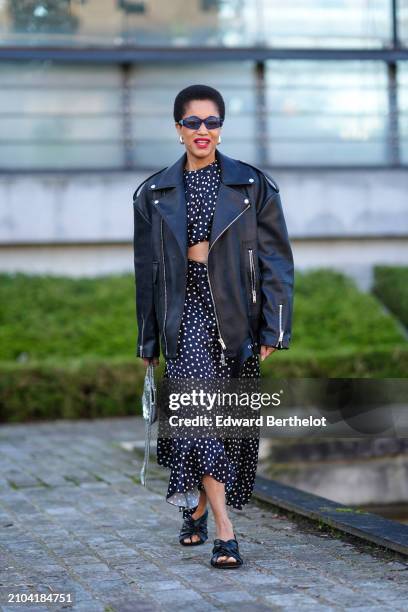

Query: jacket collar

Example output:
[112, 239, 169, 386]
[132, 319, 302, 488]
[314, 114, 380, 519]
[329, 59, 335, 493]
[152, 149, 254, 262]
[154, 148, 254, 189]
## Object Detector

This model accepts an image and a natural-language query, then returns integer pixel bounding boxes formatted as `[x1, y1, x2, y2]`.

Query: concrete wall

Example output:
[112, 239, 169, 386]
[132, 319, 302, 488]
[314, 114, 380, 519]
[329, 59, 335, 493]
[1, 168, 407, 290]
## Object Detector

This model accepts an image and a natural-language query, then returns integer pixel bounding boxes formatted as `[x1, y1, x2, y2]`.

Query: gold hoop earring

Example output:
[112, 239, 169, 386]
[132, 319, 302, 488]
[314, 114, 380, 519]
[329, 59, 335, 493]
[218, 135, 222, 144]
[179, 135, 184, 144]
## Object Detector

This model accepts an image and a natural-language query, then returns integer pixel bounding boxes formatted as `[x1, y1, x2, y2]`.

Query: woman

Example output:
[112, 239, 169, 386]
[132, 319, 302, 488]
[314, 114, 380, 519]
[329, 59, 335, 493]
[133, 84, 294, 568]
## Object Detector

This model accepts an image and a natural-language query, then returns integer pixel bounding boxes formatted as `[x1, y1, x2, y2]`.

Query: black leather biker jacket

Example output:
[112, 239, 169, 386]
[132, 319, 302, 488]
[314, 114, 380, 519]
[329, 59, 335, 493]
[132, 148, 294, 375]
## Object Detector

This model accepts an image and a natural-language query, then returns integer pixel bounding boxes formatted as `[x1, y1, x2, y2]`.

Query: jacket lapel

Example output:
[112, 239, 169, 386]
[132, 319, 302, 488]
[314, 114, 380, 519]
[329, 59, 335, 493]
[153, 149, 254, 259]
[208, 182, 250, 250]
[153, 153, 187, 260]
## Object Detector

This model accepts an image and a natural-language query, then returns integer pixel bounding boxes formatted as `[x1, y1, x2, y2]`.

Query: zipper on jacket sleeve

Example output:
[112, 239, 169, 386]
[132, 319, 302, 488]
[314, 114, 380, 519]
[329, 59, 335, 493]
[248, 248, 257, 304]
[160, 219, 168, 354]
[276, 303, 284, 348]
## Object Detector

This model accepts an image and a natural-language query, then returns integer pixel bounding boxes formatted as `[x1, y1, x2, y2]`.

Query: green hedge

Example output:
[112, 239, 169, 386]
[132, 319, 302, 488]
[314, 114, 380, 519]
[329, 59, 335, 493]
[0, 269, 405, 362]
[0, 269, 407, 422]
[291, 268, 404, 351]
[372, 265, 408, 329]
[1, 345, 407, 423]
[260, 344, 408, 378]
[0, 357, 146, 423]
[0, 273, 137, 361]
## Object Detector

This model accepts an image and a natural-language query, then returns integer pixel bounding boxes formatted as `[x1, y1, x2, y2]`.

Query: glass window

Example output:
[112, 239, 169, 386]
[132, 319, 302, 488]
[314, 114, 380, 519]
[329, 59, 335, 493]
[0, 61, 123, 169]
[0, 0, 220, 47]
[265, 60, 389, 165]
[220, 0, 392, 49]
[0, 57, 406, 170]
[398, 0, 408, 46]
[0, 0, 394, 49]
[398, 62, 408, 164]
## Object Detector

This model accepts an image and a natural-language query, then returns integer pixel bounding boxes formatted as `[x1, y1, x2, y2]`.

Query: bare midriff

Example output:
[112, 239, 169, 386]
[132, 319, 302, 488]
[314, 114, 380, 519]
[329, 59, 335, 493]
[187, 240, 209, 264]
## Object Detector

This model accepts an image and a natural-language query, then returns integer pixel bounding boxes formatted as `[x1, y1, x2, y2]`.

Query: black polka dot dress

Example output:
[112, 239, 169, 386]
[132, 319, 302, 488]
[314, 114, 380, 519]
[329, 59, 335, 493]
[156, 157, 260, 512]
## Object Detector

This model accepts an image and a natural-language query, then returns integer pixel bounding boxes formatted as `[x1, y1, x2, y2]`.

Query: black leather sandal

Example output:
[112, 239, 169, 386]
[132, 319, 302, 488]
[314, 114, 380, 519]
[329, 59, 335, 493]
[179, 507, 209, 546]
[210, 536, 243, 569]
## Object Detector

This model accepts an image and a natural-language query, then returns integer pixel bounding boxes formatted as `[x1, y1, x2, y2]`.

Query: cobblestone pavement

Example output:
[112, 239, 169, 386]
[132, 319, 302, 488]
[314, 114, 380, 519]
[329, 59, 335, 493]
[0, 417, 407, 612]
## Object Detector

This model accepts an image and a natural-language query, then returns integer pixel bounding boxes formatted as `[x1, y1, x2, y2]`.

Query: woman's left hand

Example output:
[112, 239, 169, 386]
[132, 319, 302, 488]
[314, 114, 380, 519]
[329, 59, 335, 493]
[260, 345, 276, 361]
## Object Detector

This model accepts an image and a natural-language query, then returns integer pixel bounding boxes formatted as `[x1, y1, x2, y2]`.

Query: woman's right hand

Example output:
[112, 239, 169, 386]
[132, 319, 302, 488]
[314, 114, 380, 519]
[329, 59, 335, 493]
[142, 357, 160, 367]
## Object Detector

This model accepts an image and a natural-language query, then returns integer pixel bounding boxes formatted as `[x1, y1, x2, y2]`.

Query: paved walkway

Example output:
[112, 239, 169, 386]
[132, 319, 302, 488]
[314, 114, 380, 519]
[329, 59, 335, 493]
[0, 417, 407, 611]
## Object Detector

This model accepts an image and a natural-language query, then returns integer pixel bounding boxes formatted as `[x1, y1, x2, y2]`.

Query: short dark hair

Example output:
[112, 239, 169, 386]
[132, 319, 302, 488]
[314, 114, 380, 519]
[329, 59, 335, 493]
[173, 84, 225, 123]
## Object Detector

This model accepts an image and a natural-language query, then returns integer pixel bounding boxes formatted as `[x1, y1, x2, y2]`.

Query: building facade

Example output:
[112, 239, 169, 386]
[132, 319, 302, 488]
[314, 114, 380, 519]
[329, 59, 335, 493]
[0, 0, 407, 288]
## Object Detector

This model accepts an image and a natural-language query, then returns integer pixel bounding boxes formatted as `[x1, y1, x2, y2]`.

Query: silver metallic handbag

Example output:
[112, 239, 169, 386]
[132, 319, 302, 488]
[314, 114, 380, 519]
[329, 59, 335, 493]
[140, 363, 157, 486]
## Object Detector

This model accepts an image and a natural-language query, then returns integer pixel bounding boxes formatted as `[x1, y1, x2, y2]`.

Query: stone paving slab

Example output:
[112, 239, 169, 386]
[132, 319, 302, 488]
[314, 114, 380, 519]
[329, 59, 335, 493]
[0, 417, 407, 611]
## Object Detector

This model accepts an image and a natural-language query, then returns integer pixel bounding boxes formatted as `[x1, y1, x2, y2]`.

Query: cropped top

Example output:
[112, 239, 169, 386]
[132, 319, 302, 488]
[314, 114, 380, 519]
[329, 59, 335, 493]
[183, 157, 221, 247]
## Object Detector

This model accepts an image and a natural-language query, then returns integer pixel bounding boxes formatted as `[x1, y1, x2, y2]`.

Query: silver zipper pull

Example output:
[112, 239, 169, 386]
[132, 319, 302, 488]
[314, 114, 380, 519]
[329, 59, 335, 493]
[218, 336, 226, 350]
[217, 337, 226, 365]
[276, 304, 284, 347]
[248, 248, 257, 303]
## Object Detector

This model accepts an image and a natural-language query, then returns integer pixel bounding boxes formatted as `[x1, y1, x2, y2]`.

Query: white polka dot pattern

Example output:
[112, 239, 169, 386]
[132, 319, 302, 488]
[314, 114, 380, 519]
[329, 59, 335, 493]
[183, 158, 221, 246]
[156, 158, 260, 511]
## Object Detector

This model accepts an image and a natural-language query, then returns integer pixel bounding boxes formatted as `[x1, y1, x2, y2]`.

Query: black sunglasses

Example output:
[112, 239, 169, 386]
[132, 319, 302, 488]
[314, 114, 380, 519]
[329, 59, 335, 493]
[178, 115, 224, 130]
